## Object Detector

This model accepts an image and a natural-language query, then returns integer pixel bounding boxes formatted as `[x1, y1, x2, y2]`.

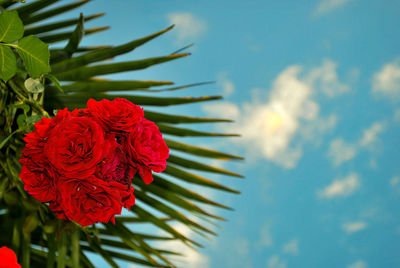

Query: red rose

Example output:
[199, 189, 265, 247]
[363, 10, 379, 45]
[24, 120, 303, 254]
[45, 116, 111, 178]
[125, 119, 169, 184]
[58, 176, 132, 226]
[95, 141, 136, 187]
[0, 246, 21, 268]
[19, 164, 57, 203]
[87, 98, 144, 132]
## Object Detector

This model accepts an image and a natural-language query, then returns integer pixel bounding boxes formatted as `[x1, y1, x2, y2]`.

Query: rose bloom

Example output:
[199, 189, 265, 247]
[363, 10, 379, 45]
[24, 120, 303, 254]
[87, 98, 143, 132]
[45, 115, 112, 178]
[0, 247, 21, 268]
[58, 176, 134, 226]
[125, 118, 169, 184]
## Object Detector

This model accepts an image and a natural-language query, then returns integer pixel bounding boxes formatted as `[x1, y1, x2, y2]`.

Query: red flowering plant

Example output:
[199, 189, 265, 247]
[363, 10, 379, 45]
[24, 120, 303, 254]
[19, 98, 169, 226]
[0, 247, 21, 268]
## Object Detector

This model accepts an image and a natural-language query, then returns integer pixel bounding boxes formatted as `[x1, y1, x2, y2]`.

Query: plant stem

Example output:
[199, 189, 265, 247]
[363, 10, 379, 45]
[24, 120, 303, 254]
[22, 232, 30, 268]
[57, 230, 67, 268]
[71, 226, 80, 268]
[46, 233, 56, 268]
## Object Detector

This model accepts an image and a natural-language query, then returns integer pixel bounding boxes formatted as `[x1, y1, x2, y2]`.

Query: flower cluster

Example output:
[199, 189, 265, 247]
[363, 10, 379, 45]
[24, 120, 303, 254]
[19, 98, 169, 226]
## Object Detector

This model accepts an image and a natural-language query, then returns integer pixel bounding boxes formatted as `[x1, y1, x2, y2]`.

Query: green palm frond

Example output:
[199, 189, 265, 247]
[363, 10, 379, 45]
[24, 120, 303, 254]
[0, 1, 244, 267]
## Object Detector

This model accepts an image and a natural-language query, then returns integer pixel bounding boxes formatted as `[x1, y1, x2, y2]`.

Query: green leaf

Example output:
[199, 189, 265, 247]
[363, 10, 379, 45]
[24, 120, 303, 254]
[24, 13, 104, 36]
[50, 79, 173, 93]
[17, 35, 51, 78]
[164, 165, 240, 194]
[38, 26, 109, 44]
[167, 154, 244, 178]
[44, 73, 63, 93]
[22, 0, 90, 25]
[0, 10, 24, 43]
[157, 123, 239, 137]
[0, 45, 16, 81]
[51, 25, 175, 73]
[64, 13, 84, 55]
[144, 110, 233, 124]
[53, 53, 189, 80]
[165, 138, 244, 160]
[24, 78, 44, 93]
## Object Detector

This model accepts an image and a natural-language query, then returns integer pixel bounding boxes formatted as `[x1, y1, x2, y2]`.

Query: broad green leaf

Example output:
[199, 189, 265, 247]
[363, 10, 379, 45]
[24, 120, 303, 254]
[51, 25, 175, 73]
[0, 45, 16, 81]
[0, 10, 23, 42]
[24, 78, 44, 93]
[64, 13, 84, 55]
[17, 35, 51, 78]
[54, 53, 189, 80]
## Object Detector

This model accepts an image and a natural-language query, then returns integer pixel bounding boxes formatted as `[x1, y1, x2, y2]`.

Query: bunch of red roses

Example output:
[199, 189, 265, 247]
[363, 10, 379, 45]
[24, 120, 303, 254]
[19, 98, 169, 226]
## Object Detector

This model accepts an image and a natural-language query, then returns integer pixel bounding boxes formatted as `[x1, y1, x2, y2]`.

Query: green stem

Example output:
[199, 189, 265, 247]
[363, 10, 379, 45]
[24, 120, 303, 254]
[57, 230, 67, 268]
[22, 233, 31, 268]
[71, 226, 80, 268]
[46, 234, 56, 268]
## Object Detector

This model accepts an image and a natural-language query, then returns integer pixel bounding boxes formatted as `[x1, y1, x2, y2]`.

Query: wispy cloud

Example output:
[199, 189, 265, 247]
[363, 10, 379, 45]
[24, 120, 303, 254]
[372, 58, 400, 101]
[327, 138, 357, 166]
[203, 59, 349, 168]
[217, 72, 235, 97]
[267, 255, 287, 268]
[327, 121, 386, 166]
[313, 0, 353, 17]
[360, 122, 386, 147]
[282, 239, 299, 255]
[348, 260, 368, 268]
[167, 12, 207, 44]
[318, 173, 360, 199]
[256, 222, 273, 249]
[342, 221, 367, 234]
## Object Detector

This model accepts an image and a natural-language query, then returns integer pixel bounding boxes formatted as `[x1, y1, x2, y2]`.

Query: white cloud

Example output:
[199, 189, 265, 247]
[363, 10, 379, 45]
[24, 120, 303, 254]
[314, 0, 353, 17]
[348, 260, 368, 268]
[282, 239, 299, 255]
[255, 222, 273, 250]
[217, 72, 235, 97]
[327, 121, 386, 166]
[307, 59, 350, 97]
[154, 223, 209, 268]
[327, 138, 357, 166]
[391, 176, 400, 187]
[318, 173, 360, 199]
[203, 60, 346, 168]
[394, 109, 400, 122]
[360, 122, 386, 147]
[372, 59, 400, 100]
[342, 221, 367, 234]
[167, 13, 207, 44]
[267, 255, 287, 268]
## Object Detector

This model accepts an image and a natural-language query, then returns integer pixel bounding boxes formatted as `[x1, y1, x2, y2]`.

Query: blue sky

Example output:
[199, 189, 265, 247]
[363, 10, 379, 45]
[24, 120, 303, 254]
[47, 0, 400, 267]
